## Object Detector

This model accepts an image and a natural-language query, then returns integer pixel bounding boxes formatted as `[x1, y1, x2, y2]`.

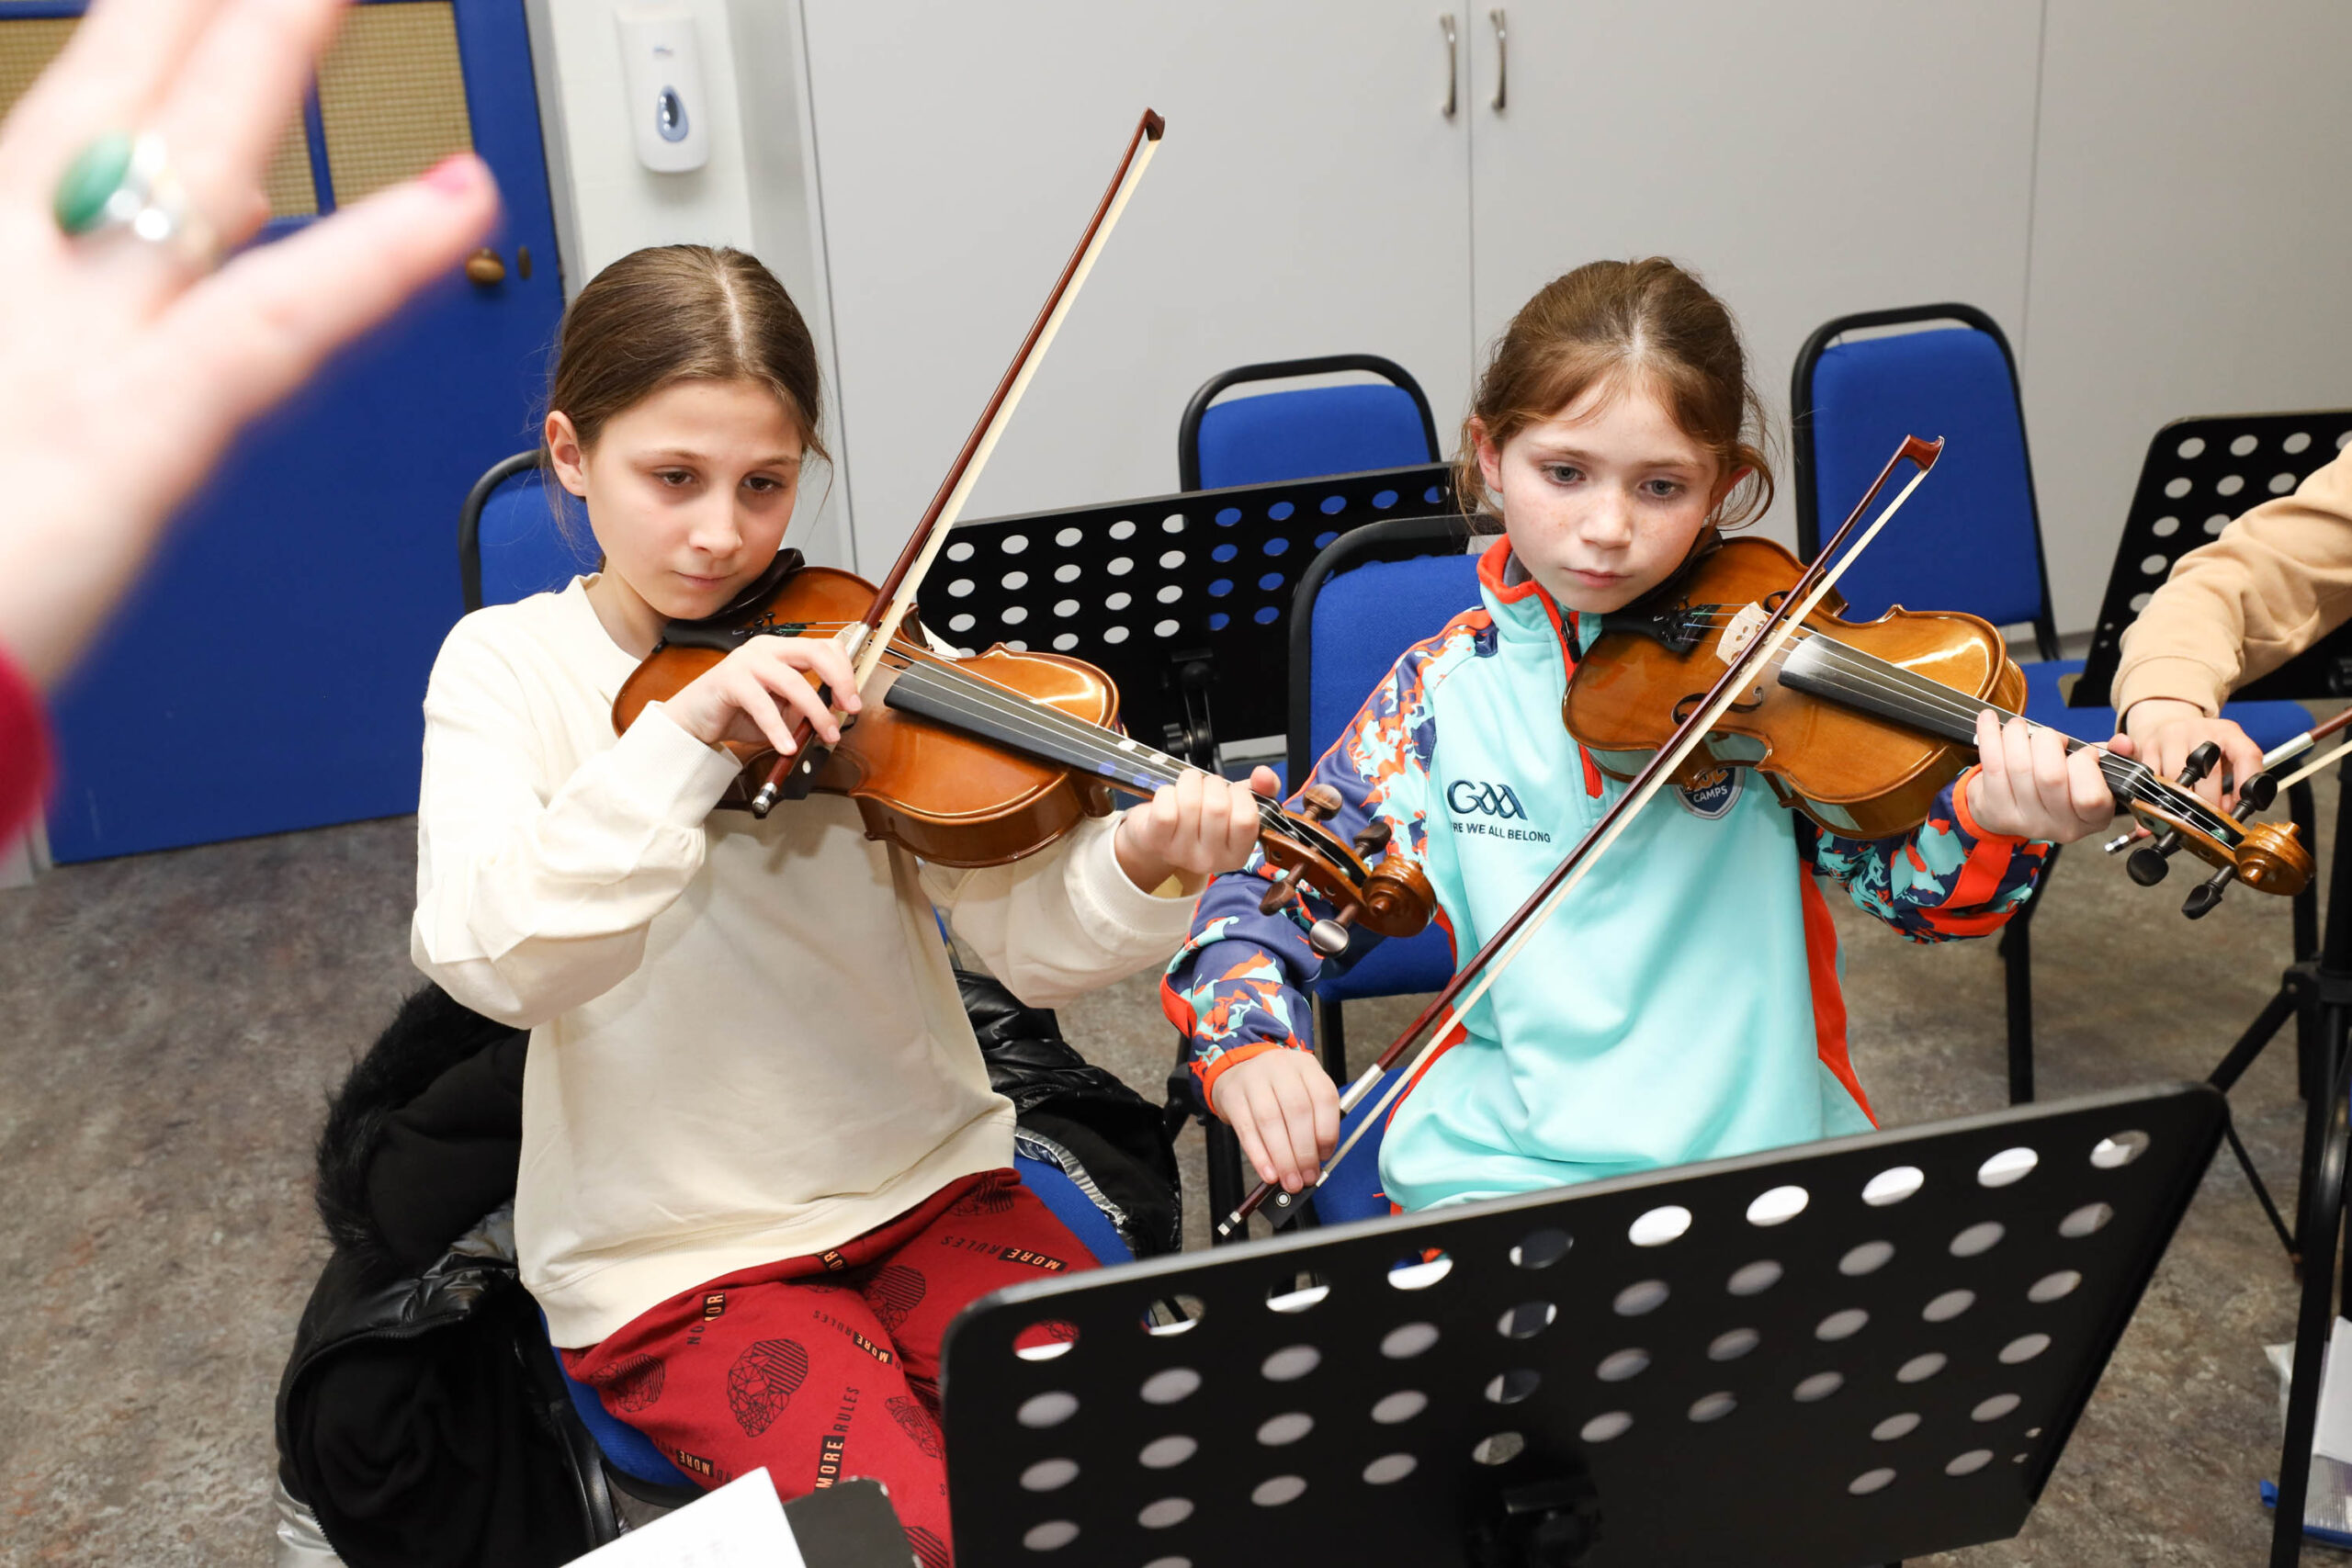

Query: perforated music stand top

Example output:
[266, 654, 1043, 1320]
[2071, 412, 2352, 707]
[933, 464, 1454, 750]
[941, 1082, 2222, 1568]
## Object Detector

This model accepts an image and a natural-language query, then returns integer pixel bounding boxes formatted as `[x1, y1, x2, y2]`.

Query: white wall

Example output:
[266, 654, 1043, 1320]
[529, 0, 2352, 636]
[521, 0, 853, 569]
[2022, 0, 2352, 632]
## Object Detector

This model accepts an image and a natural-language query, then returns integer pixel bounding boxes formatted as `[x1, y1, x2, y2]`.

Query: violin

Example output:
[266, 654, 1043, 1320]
[1562, 533, 2312, 908]
[609, 107, 1434, 952]
[611, 548, 1435, 945]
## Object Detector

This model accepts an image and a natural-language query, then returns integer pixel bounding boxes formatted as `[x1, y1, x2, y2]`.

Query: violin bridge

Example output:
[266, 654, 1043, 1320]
[1714, 602, 1773, 667]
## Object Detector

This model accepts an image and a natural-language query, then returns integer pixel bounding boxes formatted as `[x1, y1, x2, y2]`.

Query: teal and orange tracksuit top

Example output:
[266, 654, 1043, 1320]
[1163, 539, 2051, 1213]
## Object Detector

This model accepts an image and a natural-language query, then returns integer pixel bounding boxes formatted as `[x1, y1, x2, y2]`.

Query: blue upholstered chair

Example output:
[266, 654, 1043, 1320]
[1791, 304, 2315, 1102]
[1178, 354, 1441, 493]
[1170, 355, 1444, 1234]
[458, 450, 598, 614]
[1275, 514, 1485, 1226]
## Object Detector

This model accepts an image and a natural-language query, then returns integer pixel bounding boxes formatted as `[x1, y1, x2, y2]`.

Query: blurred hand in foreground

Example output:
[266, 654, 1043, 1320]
[0, 0, 499, 686]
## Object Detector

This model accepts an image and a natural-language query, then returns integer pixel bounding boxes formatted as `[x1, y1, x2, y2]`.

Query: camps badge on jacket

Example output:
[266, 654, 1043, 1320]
[1676, 766, 1744, 819]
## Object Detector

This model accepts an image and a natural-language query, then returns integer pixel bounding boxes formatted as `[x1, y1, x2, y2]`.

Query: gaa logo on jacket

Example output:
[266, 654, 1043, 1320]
[1446, 780, 1526, 819]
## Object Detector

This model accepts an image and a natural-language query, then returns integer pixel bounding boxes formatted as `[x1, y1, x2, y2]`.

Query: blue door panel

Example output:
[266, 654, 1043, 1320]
[42, 0, 562, 861]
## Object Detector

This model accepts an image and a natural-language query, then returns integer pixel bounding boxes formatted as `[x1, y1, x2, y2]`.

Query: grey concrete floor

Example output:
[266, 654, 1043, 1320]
[1, 781, 2346, 1564]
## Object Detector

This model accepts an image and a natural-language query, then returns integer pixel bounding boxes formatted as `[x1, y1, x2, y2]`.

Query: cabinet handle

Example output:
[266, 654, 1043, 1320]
[1490, 8, 1507, 111]
[1440, 14, 1457, 118]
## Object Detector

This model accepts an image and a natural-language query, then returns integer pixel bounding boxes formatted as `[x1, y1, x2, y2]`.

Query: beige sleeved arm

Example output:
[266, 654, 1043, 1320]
[410, 626, 741, 1027]
[918, 812, 1195, 1009]
[2112, 447, 2352, 717]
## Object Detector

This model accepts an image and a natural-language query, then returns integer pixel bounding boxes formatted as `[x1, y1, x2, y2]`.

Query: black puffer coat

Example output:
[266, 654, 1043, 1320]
[277, 974, 1179, 1567]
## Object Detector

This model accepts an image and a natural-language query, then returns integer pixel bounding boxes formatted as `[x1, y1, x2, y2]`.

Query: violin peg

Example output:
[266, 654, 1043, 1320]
[2241, 771, 2279, 813]
[1257, 872, 1299, 917]
[2126, 846, 2172, 886]
[1307, 918, 1352, 958]
[2183, 864, 2235, 919]
[1299, 784, 1343, 823]
[2177, 741, 2221, 789]
[1351, 818, 1393, 858]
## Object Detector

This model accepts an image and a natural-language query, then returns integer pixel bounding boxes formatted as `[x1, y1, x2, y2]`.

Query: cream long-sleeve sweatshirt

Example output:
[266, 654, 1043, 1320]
[2113, 446, 2352, 716]
[411, 579, 1193, 1347]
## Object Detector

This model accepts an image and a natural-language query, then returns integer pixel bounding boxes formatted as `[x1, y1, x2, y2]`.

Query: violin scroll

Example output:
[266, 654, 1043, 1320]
[2232, 820, 2310, 895]
[1255, 785, 1436, 957]
[2120, 784, 2312, 916]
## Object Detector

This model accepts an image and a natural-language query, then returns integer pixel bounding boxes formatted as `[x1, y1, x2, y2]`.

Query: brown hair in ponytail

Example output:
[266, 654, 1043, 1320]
[545, 243, 828, 469]
[1454, 257, 1773, 533]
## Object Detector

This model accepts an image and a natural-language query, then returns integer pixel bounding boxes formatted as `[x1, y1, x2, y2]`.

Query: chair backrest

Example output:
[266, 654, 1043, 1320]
[1791, 304, 2060, 660]
[458, 450, 600, 612]
[1180, 354, 1441, 491]
[1288, 514, 1481, 1001]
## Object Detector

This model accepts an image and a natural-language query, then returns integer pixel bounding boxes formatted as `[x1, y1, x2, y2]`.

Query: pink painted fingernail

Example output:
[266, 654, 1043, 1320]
[422, 152, 478, 195]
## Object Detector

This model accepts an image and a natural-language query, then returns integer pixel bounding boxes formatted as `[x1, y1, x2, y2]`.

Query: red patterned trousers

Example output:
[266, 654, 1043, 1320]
[561, 1169, 1095, 1568]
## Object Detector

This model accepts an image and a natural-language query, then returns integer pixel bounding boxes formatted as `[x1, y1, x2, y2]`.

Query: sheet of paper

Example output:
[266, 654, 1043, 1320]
[573, 1468, 808, 1568]
[2313, 1317, 2352, 1465]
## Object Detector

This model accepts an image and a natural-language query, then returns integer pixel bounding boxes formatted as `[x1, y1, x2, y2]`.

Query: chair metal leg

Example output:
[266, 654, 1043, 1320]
[2293, 780, 2321, 964]
[2000, 918, 2034, 1105]
[512, 1296, 624, 1547]
[1999, 840, 2058, 1105]
[1205, 1118, 1247, 1247]
[2271, 1037, 2351, 1565]
[1318, 996, 1350, 1081]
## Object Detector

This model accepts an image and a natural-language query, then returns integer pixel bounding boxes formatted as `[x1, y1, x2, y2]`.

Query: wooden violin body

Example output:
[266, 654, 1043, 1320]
[1565, 534, 2312, 899]
[612, 552, 1439, 941]
[613, 554, 1117, 869]
[1566, 536, 2020, 840]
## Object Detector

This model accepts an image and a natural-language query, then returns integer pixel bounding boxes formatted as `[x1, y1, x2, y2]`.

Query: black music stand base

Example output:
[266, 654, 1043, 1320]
[2222, 756, 2352, 1564]
[944, 1084, 2221, 1568]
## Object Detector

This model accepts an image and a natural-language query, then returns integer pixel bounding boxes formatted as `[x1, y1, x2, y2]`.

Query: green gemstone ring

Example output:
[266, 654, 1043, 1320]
[52, 130, 213, 263]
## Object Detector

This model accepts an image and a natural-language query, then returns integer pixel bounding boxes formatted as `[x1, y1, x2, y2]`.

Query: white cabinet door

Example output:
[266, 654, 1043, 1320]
[2023, 0, 2352, 632]
[799, 1, 1476, 570]
[1463, 2, 2043, 548]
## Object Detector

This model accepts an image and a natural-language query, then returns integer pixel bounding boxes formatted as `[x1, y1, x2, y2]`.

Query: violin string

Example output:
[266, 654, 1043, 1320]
[879, 654, 1187, 784]
[1768, 634, 2193, 818]
[875, 651, 1207, 798]
[885, 658, 1220, 797]
[881, 658, 1308, 844]
[1634, 608, 2211, 832]
[1761, 633, 2210, 831]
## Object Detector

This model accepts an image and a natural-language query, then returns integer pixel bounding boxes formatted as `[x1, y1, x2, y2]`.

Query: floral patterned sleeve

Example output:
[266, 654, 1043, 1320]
[1159, 620, 1472, 1107]
[1806, 765, 2051, 941]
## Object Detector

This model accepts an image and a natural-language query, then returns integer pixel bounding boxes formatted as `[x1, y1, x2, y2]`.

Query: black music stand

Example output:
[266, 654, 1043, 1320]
[940, 463, 1453, 770]
[941, 1083, 2222, 1567]
[2073, 413, 2352, 712]
[2069, 411, 2352, 1561]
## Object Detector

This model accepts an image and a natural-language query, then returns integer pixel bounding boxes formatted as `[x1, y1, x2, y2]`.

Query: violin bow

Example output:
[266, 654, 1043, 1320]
[749, 108, 1167, 816]
[1219, 434, 1947, 1237]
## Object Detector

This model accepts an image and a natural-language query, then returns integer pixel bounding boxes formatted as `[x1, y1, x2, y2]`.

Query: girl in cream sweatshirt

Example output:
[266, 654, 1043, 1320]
[412, 245, 1266, 1562]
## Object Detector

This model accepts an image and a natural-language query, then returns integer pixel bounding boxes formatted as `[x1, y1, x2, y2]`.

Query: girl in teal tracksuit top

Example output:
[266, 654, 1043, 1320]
[1166, 259, 2132, 1211]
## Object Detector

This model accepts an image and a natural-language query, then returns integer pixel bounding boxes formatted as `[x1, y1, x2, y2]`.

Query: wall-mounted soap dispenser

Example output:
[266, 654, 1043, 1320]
[616, 4, 709, 173]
